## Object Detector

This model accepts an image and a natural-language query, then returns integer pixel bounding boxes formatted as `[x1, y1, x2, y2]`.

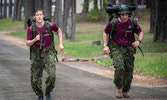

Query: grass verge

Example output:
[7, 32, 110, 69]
[1, 9, 167, 77]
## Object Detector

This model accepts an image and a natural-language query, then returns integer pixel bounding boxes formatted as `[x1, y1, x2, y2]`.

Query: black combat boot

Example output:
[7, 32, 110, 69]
[38, 95, 43, 100]
[45, 92, 52, 100]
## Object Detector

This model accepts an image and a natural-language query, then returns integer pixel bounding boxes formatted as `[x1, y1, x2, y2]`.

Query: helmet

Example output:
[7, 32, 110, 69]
[118, 5, 130, 14]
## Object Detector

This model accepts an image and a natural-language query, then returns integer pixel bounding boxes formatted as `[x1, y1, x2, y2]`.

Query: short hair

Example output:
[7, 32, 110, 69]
[33, 9, 44, 16]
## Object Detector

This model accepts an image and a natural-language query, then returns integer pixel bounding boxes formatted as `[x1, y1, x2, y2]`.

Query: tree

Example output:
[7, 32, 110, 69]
[150, 0, 155, 33]
[153, 0, 167, 42]
[64, 0, 76, 40]
[13, 0, 22, 21]
[94, 0, 98, 11]
[9, 0, 12, 17]
[3, 0, 7, 18]
[35, 0, 43, 10]
[43, 0, 52, 18]
[82, 0, 89, 13]
[146, 0, 151, 8]
[54, 0, 64, 32]
[24, 0, 35, 29]
[0, 0, 2, 19]
[103, 0, 107, 10]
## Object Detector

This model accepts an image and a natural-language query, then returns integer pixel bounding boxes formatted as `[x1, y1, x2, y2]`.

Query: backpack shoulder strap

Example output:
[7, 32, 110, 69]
[32, 23, 36, 38]
[44, 21, 59, 62]
[111, 17, 117, 32]
[45, 21, 53, 41]
[130, 16, 139, 33]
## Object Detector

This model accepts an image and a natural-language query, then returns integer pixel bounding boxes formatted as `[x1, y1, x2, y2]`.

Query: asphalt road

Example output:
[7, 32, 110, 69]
[0, 39, 167, 100]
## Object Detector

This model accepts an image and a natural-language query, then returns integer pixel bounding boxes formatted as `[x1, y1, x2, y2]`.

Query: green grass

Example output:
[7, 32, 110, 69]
[134, 54, 167, 77]
[95, 58, 113, 67]
[10, 30, 27, 38]
[1, 9, 167, 77]
[0, 17, 24, 31]
[94, 54, 167, 77]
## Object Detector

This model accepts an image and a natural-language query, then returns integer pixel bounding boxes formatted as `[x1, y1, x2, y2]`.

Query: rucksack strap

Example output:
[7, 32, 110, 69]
[31, 21, 59, 62]
[44, 21, 59, 62]
[130, 17, 144, 56]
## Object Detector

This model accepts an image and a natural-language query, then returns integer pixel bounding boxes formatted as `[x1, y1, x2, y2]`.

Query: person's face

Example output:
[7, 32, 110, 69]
[34, 10, 44, 23]
[120, 13, 129, 23]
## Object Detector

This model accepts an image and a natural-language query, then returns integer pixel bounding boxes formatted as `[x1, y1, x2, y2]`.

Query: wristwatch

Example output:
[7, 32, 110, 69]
[103, 44, 107, 47]
[137, 40, 142, 43]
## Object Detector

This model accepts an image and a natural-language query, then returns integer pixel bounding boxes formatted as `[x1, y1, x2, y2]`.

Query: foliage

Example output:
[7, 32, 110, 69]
[88, 8, 106, 21]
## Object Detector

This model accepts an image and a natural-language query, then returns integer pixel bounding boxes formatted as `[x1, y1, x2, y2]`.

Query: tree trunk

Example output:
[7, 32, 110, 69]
[13, 0, 22, 21]
[3, 0, 7, 18]
[100, 0, 103, 11]
[146, 0, 151, 8]
[153, 0, 167, 42]
[94, 0, 98, 11]
[64, 0, 75, 40]
[43, 0, 51, 18]
[150, 0, 155, 33]
[9, 0, 12, 17]
[103, 0, 107, 9]
[82, 0, 89, 13]
[54, 0, 64, 32]
[35, 0, 43, 10]
[0, 0, 2, 19]
[24, 0, 35, 29]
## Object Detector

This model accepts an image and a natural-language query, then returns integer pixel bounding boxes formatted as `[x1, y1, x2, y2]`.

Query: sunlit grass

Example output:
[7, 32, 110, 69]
[1, 8, 167, 77]
[0, 17, 24, 31]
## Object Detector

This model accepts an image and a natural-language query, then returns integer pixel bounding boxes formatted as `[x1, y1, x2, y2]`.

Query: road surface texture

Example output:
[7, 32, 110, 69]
[0, 39, 167, 100]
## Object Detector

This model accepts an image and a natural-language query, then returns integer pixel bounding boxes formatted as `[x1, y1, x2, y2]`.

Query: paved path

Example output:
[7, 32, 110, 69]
[0, 39, 167, 100]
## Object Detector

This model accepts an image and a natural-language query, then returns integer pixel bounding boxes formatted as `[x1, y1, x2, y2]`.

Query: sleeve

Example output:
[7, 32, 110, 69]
[104, 22, 112, 34]
[134, 20, 142, 34]
[49, 22, 59, 32]
[27, 26, 33, 40]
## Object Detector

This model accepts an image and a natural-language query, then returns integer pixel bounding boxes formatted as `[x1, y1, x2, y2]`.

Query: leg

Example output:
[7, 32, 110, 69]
[122, 46, 135, 98]
[122, 46, 135, 93]
[31, 59, 44, 96]
[123, 55, 134, 93]
[44, 53, 56, 93]
[112, 47, 125, 98]
[112, 48, 125, 89]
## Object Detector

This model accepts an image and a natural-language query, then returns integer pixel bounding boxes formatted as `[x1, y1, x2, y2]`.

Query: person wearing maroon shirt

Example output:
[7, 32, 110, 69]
[103, 6, 143, 98]
[26, 10, 64, 100]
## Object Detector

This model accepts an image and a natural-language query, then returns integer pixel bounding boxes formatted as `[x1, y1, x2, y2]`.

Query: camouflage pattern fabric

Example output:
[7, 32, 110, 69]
[30, 48, 56, 96]
[111, 43, 136, 92]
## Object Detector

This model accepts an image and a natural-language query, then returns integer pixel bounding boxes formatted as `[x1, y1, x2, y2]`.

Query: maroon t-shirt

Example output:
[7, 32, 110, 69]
[104, 18, 142, 46]
[27, 22, 58, 48]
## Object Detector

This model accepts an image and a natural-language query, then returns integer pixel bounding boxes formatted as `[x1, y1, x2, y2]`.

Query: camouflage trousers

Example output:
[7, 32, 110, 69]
[30, 49, 56, 96]
[111, 44, 136, 92]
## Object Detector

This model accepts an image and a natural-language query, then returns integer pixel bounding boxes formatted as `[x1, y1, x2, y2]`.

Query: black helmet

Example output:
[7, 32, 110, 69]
[118, 5, 130, 14]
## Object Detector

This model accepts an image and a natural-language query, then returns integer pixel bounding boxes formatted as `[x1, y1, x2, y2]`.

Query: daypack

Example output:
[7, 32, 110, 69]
[27, 16, 59, 62]
[105, 4, 144, 56]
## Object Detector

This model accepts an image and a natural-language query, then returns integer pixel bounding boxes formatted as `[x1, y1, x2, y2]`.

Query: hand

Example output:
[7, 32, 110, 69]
[59, 44, 64, 51]
[35, 34, 40, 41]
[103, 46, 110, 55]
[132, 41, 140, 48]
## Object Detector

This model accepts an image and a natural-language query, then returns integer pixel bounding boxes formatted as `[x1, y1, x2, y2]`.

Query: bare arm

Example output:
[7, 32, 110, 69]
[103, 31, 110, 54]
[26, 34, 40, 46]
[132, 31, 144, 48]
[57, 28, 64, 51]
